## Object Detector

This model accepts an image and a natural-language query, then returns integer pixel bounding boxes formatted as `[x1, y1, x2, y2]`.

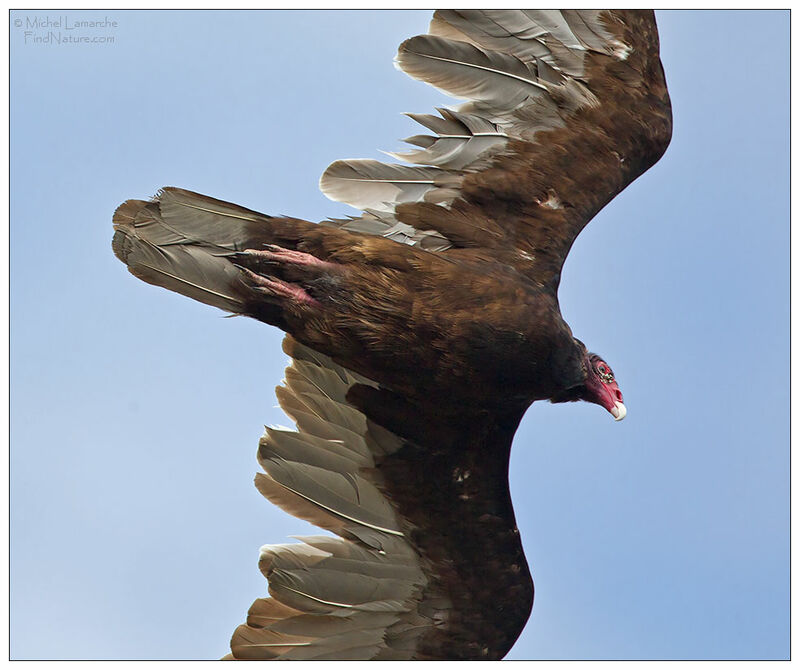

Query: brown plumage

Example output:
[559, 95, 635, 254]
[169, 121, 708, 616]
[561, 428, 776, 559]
[112, 10, 671, 660]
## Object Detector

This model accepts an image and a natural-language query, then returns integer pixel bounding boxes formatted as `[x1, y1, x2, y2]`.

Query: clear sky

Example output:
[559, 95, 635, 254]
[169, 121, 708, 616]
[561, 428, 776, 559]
[10, 9, 789, 661]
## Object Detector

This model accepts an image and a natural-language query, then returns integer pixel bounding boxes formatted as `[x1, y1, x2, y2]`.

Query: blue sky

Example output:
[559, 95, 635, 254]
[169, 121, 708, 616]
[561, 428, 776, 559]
[10, 10, 789, 660]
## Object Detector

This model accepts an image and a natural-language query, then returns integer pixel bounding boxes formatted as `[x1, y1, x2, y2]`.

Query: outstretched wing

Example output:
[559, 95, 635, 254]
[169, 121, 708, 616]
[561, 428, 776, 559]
[322, 9, 672, 291]
[227, 337, 531, 660]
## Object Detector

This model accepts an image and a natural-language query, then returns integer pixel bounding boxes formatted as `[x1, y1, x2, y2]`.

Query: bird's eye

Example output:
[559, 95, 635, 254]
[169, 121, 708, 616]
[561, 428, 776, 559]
[596, 362, 614, 382]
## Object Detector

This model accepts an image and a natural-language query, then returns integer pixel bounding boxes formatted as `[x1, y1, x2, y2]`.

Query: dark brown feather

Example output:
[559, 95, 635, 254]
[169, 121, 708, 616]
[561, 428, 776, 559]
[349, 384, 533, 659]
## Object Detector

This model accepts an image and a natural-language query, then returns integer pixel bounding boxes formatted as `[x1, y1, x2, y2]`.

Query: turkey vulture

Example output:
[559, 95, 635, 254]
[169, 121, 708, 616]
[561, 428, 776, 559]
[112, 9, 671, 660]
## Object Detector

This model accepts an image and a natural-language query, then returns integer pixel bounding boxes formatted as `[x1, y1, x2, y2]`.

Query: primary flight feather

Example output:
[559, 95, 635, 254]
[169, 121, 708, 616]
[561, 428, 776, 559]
[112, 9, 671, 660]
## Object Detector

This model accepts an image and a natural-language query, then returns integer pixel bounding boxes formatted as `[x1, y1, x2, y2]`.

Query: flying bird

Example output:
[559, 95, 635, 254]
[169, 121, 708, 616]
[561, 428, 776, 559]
[112, 9, 671, 660]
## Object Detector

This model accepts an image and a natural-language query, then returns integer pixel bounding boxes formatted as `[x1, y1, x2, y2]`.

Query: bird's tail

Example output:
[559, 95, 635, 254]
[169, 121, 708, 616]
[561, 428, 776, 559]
[112, 187, 270, 313]
[112, 187, 329, 326]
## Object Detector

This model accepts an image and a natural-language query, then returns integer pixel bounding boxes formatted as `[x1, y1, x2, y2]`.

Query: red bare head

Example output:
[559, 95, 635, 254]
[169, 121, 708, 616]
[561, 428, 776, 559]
[583, 354, 626, 421]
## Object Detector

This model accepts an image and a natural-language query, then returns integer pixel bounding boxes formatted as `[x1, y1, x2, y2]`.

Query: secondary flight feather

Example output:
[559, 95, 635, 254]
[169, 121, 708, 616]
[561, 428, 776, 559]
[112, 9, 671, 660]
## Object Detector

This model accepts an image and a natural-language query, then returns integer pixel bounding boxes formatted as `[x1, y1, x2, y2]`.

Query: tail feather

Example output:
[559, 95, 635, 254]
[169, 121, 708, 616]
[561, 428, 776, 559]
[152, 187, 273, 250]
[112, 227, 247, 313]
[113, 188, 287, 315]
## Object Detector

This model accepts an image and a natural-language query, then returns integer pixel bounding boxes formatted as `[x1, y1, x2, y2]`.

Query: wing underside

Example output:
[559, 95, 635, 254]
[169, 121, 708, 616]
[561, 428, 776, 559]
[228, 336, 532, 660]
[324, 9, 671, 288]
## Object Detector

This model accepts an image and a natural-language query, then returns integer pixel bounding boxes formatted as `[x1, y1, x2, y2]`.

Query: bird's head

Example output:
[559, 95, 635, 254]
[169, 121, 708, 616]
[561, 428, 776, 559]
[548, 349, 626, 421]
[582, 353, 626, 421]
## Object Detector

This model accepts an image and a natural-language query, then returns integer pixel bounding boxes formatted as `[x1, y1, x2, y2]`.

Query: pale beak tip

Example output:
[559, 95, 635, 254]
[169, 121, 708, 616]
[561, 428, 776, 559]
[611, 401, 627, 422]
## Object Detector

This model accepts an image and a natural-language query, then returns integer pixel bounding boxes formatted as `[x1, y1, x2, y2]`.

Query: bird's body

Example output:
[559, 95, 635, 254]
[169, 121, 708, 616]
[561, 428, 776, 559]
[112, 9, 670, 660]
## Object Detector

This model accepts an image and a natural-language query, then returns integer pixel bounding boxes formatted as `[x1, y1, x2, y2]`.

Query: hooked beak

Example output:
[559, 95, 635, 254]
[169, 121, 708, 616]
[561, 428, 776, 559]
[580, 360, 627, 422]
[610, 401, 627, 422]
[584, 375, 627, 421]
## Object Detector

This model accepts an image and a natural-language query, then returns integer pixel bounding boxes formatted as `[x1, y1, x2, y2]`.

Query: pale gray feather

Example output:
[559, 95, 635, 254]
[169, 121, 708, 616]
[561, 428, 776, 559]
[396, 34, 548, 115]
[264, 427, 372, 468]
[112, 229, 245, 313]
[259, 457, 403, 536]
[261, 429, 372, 473]
[389, 109, 509, 170]
[429, 9, 581, 75]
[320, 159, 461, 211]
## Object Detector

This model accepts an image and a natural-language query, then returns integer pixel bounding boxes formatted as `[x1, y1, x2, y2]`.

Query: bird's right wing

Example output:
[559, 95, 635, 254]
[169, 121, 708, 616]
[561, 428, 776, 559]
[228, 336, 532, 660]
[322, 10, 672, 292]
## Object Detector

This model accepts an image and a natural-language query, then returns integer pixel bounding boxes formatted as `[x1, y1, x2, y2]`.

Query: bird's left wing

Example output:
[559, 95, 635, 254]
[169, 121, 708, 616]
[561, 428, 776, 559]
[227, 336, 532, 660]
